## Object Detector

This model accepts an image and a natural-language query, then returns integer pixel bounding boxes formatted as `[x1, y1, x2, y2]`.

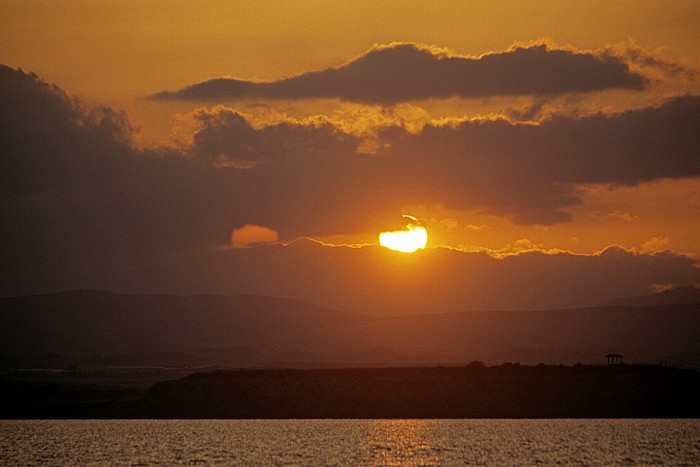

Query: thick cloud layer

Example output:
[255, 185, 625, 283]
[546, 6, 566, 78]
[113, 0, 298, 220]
[151, 43, 646, 103]
[3, 65, 700, 240]
[4, 238, 699, 313]
[185, 96, 700, 226]
[386, 96, 700, 223]
[1, 65, 699, 304]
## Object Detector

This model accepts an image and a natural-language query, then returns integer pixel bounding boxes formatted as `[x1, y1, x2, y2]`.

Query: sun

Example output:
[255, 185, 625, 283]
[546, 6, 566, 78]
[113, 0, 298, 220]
[379, 216, 428, 253]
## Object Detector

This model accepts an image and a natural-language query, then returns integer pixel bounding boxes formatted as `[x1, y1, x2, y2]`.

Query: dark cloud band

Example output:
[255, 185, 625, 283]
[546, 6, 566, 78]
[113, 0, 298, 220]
[2, 64, 699, 247]
[1, 65, 698, 304]
[150, 43, 646, 103]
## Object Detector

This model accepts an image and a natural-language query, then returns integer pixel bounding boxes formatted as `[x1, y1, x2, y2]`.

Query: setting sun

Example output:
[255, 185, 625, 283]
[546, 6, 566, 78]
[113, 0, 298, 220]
[379, 216, 428, 253]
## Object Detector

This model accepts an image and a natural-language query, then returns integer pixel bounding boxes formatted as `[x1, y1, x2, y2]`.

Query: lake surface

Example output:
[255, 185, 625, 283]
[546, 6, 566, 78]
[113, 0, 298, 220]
[2, 419, 699, 465]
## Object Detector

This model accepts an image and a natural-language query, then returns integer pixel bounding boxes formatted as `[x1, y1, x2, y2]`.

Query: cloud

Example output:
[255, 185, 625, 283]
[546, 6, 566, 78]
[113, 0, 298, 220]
[0, 65, 135, 199]
[4, 238, 699, 314]
[172, 94, 700, 227]
[1, 64, 699, 304]
[640, 236, 671, 254]
[606, 210, 639, 222]
[603, 40, 700, 82]
[150, 42, 646, 104]
[389, 95, 700, 223]
[465, 224, 489, 231]
[231, 225, 279, 248]
[0, 65, 230, 256]
[225, 243, 700, 312]
[3, 64, 700, 259]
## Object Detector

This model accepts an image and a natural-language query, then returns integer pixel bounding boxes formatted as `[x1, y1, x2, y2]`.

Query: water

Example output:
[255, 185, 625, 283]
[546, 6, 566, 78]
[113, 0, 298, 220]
[1, 419, 699, 465]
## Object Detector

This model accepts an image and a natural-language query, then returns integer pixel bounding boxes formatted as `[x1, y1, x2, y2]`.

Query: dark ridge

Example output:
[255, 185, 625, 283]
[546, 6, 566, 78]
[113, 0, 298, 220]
[4, 364, 697, 419]
[140, 364, 700, 419]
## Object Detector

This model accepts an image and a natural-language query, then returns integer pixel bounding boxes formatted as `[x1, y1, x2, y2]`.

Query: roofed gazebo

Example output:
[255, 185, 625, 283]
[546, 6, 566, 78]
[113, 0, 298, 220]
[605, 353, 623, 365]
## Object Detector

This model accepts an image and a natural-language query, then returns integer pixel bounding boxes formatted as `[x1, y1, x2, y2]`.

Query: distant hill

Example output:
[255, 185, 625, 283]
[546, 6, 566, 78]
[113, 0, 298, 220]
[5, 364, 699, 419]
[141, 365, 700, 419]
[0, 291, 373, 369]
[1, 290, 699, 370]
[605, 286, 700, 307]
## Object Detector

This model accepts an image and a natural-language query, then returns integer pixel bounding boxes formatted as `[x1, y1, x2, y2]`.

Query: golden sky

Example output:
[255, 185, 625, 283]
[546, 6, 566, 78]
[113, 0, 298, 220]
[3, 1, 700, 100]
[1, 0, 699, 307]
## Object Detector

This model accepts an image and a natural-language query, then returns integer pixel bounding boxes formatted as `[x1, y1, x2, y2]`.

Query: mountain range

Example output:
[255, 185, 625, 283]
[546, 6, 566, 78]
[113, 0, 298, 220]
[1, 289, 699, 370]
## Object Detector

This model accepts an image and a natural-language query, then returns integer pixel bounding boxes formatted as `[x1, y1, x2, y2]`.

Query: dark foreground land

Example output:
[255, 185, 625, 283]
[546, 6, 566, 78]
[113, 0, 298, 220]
[0, 372, 163, 419]
[3, 364, 699, 419]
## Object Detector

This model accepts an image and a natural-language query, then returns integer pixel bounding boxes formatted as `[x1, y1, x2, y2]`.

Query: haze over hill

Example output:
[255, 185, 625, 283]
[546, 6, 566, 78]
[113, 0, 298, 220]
[1, 290, 698, 370]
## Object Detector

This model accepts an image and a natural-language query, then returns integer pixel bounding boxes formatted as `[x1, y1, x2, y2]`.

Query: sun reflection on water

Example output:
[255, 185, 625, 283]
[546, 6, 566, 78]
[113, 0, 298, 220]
[362, 420, 442, 465]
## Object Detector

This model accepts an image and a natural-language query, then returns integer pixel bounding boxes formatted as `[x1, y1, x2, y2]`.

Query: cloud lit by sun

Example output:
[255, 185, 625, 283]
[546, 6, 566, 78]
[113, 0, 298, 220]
[231, 224, 279, 248]
[379, 216, 428, 253]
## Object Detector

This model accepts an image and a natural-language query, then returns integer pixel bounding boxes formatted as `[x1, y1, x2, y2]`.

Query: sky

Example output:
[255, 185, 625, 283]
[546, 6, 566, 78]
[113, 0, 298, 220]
[1, 1, 699, 312]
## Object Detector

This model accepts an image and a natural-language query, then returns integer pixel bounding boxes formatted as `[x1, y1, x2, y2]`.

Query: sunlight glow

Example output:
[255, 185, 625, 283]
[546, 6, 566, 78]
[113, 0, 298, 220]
[379, 216, 428, 253]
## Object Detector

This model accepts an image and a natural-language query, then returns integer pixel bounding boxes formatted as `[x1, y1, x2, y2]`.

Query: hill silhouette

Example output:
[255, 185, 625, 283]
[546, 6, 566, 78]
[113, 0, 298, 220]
[605, 286, 700, 307]
[1, 290, 699, 370]
[141, 365, 700, 419]
[5, 364, 698, 419]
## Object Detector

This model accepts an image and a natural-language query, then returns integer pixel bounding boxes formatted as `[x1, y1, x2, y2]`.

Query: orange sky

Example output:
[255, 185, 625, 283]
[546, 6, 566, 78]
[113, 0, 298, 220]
[1, 1, 699, 304]
[3, 1, 700, 99]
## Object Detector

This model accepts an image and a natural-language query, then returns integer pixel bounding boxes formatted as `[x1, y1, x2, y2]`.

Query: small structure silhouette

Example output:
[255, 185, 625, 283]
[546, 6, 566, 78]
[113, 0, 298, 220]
[605, 353, 623, 365]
